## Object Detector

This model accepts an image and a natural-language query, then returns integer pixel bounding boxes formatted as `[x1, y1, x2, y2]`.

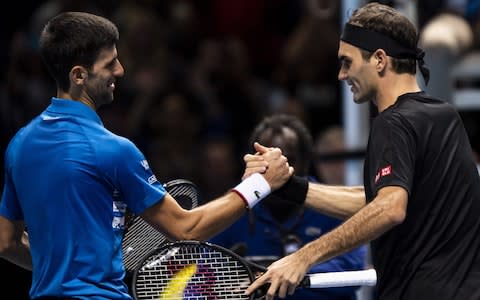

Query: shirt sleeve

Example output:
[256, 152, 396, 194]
[0, 137, 23, 221]
[0, 171, 23, 220]
[366, 114, 416, 198]
[103, 138, 167, 214]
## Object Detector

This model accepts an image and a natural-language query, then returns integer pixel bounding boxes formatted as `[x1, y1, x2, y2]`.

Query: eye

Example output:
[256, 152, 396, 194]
[339, 58, 351, 70]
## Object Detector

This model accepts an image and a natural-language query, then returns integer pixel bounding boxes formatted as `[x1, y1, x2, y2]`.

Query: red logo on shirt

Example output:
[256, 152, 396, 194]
[374, 165, 392, 183]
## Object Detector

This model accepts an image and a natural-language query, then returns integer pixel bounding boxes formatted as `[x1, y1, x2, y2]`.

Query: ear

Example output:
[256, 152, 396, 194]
[372, 49, 388, 73]
[70, 66, 88, 85]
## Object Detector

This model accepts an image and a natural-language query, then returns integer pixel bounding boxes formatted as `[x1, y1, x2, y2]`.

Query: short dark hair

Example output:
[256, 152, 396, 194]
[249, 114, 313, 171]
[39, 12, 119, 91]
[348, 2, 418, 75]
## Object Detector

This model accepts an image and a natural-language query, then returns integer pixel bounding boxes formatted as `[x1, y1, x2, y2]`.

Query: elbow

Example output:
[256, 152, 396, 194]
[172, 231, 203, 242]
[0, 239, 15, 257]
[168, 219, 204, 241]
[378, 187, 408, 227]
[387, 206, 406, 226]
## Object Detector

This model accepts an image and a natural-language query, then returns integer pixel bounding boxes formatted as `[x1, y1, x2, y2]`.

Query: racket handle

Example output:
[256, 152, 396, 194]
[301, 269, 377, 288]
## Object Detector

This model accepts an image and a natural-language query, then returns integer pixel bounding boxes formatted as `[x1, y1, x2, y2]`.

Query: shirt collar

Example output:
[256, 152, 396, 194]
[46, 97, 103, 125]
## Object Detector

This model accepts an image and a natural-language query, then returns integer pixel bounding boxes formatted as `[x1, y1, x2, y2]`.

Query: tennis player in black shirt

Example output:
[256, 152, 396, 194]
[244, 2, 480, 300]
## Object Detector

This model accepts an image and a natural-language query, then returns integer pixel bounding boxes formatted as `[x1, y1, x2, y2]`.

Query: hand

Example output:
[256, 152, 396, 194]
[242, 142, 283, 180]
[245, 252, 310, 299]
[243, 143, 294, 190]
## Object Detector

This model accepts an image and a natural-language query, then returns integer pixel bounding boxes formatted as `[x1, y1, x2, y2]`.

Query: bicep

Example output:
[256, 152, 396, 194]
[139, 194, 191, 240]
[305, 183, 366, 220]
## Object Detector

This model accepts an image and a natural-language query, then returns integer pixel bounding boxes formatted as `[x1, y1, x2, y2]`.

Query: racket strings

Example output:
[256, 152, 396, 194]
[122, 181, 199, 273]
[168, 184, 199, 209]
[122, 216, 168, 272]
[135, 245, 252, 299]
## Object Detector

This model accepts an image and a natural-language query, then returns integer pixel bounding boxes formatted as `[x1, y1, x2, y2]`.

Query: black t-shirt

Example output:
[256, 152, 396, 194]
[364, 92, 480, 299]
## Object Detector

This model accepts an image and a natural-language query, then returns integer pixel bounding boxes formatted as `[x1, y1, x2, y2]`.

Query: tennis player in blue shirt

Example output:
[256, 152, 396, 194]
[0, 12, 293, 300]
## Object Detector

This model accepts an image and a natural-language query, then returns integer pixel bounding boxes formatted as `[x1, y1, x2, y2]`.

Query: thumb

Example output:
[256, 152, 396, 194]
[289, 166, 294, 176]
[254, 142, 270, 154]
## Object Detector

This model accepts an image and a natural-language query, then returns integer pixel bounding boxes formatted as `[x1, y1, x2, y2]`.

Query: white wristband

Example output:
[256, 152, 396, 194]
[232, 173, 271, 209]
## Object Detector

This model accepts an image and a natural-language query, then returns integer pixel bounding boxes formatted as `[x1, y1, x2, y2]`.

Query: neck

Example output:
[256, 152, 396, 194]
[375, 73, 420, 112]
[57, 89, 97, 110]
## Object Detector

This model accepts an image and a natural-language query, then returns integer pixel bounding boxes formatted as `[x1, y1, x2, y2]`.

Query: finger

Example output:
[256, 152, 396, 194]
[265, 280, 280, 300]
[245, 160, 269, 168]
[287, 283, 297, 296]
[245, 274, 269, 296]
[263, 148, 282, 161]
[277, 281, 289, 299]
[254, 142, 272, 154]
[243, 153, 265, 162]
[242, 167, 267, 180]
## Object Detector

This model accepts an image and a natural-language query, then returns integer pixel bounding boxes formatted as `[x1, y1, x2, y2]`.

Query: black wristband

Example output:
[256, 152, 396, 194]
[273, 175, 308, 205]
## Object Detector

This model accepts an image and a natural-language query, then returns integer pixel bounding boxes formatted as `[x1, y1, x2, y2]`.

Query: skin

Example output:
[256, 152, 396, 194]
[244, 40, 420, 299]
[0, 46, 294, 270]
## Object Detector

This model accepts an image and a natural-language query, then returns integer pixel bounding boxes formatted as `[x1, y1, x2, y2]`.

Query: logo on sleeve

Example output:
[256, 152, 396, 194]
[140, 160, 150, 170]
[112, 200, 127, 229]
[148, 174, 158, 185]
[374, 165, 392, 183]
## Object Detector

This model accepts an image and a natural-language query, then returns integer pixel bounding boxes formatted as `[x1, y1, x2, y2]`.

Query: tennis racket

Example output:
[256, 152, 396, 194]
[132, 240, 377, 300]
[122, 179, 200, 273]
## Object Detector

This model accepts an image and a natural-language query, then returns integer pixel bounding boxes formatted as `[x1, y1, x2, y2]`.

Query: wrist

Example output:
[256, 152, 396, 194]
[232, 173, 271, 209]
[273, 175, 308, 205]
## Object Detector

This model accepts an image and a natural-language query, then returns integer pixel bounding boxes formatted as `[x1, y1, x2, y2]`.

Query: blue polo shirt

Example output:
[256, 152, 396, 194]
[0, 98, 167, 299]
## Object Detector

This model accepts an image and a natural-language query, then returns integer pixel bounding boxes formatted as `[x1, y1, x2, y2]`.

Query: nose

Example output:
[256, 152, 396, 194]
[115, 61, 125, 77]
[338, 68, 347, 81]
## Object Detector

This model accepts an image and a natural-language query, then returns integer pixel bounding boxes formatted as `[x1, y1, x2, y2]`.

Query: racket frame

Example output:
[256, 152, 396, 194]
[131, 240, 262, 300]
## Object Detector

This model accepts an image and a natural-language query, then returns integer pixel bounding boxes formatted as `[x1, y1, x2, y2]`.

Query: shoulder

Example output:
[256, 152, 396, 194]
[4, 117, 40, 166]
[382, 93, 459, 131]
[96, 129, 139, 153]
[89, 129, 146, 169]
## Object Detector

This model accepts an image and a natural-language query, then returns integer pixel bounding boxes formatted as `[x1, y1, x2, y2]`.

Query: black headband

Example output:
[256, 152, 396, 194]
[341, 23, 429, 85]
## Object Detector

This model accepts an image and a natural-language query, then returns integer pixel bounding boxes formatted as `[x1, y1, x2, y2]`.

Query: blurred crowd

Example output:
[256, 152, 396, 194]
[0, 0, 344, 202]
[2, 0, 480, 198]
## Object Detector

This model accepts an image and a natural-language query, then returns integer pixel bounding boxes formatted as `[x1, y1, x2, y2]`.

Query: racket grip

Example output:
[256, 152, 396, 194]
[300, 276, 311, 288]
[304, 269, 377, 288]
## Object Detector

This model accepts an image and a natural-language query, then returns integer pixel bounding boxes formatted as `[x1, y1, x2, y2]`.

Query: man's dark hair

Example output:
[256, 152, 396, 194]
[348, 2, 418, 74]
[39, 12, 119, 91]
[249, 114, 313, 176]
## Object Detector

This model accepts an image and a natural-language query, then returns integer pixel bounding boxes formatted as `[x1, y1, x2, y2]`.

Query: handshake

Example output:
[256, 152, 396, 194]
[235, 142, 309, 209]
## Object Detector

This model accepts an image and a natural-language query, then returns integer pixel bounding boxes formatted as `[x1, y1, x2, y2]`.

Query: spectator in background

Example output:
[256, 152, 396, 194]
[210, 114, 367, 300]
[196, 136, 241, 202]
[313, 126, 347, 185]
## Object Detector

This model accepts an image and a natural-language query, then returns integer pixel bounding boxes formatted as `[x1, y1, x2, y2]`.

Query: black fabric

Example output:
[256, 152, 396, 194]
[272, 175, 309, 206]
[364, 92, 480, 299]
[341, 23, 417, 59]
[341, 23, 430, 85]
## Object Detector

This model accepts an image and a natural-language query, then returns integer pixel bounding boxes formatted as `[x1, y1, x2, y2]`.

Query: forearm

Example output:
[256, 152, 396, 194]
[299, 187, 406, 269]
[305, 183, 366, 219]
[143, 190, 250, 242]
[182, 192, 248, 241]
